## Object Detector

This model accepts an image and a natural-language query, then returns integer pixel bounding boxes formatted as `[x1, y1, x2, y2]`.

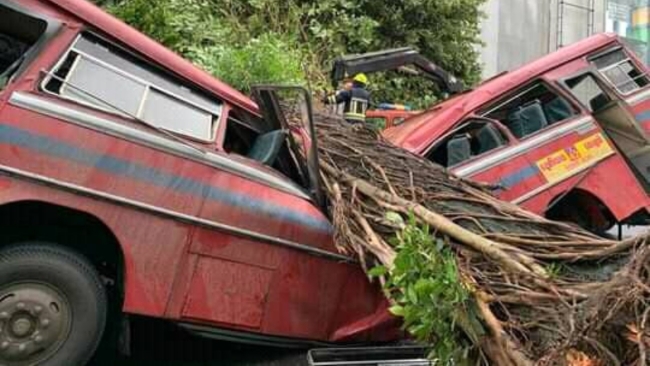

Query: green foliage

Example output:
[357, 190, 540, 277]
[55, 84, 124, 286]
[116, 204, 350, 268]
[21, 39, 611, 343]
[106, 0, 306, 93]
[107, 0, 227, 54]
[190, 34, 305, 93]
[545, 262, 565, 279]
[374, 215, 471, 362]
[103, 0, 486, 106]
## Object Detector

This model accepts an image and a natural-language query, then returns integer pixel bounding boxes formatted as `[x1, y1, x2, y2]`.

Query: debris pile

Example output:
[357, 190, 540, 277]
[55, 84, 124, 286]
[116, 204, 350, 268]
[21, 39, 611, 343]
[300, 109, 650, 365]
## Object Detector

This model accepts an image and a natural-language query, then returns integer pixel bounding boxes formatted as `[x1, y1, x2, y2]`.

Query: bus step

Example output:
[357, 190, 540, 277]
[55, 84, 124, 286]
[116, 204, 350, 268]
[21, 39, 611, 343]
[307, 346, 432, 365]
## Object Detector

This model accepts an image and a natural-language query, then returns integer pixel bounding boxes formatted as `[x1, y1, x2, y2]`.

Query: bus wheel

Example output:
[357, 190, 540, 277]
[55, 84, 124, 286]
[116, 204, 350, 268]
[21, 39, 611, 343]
[0, 243, 107, 366]
[546, 191, 614, 236]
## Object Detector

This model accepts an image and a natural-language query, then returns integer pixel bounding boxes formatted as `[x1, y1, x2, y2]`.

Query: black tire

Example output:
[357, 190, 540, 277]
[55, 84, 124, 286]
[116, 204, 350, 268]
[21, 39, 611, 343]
[0, 243, 107, 366]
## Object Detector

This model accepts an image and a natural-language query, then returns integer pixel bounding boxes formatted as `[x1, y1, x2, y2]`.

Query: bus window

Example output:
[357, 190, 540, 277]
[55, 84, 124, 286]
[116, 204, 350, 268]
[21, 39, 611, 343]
[43, 34, 222, 142]
[565, 74, 611, 112]
[427, 120, 508, 167]
[481, 82, 578, 139]
[592, 49, 649, 95]
[0, 4, 47, 90]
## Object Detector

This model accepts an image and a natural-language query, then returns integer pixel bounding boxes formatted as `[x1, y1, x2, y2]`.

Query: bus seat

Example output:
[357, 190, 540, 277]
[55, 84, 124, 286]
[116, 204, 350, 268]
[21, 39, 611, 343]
[475, 124, 505, 154]
[508, 100, 547, 138]
[544, 97, 573, 123]
[447, 135, 471, 166]
[247, 130, 287, 166]
[506, 109, 526, 138]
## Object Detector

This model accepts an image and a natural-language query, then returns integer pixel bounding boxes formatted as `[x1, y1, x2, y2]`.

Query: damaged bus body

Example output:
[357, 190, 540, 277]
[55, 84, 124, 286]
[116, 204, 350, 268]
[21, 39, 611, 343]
[386, 34, 650, 234]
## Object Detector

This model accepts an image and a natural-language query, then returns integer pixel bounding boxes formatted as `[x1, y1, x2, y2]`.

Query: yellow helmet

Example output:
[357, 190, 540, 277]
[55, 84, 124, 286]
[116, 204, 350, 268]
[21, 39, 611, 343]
[353, 73, 368, 85]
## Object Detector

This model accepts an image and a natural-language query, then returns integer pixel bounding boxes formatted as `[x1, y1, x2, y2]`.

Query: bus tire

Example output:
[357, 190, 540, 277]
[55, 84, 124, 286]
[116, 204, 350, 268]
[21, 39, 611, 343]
[0, 242, 107, 366]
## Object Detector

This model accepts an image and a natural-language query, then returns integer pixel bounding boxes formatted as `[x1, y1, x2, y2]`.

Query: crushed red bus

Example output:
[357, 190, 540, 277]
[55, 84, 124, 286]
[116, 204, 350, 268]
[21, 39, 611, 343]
[386, 33, 650, 234]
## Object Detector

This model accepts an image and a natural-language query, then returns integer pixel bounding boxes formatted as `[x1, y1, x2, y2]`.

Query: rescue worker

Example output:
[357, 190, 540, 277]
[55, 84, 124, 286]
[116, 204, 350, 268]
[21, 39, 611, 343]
[327, 77, 353, 115]
[323, 73, 371, 124]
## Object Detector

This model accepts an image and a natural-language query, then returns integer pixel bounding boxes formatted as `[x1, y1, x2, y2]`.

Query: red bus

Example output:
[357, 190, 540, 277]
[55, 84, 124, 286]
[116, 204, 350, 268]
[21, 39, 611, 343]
[386, 33, 650, 234]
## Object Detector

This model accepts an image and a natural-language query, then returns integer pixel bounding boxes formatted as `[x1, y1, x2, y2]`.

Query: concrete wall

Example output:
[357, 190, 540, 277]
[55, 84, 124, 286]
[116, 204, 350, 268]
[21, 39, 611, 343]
[479, 0, 607, 79]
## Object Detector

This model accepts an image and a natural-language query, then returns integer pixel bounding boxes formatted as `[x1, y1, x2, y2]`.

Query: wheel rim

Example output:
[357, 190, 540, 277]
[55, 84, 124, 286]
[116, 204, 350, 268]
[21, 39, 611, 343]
[0, 283, 72, 366]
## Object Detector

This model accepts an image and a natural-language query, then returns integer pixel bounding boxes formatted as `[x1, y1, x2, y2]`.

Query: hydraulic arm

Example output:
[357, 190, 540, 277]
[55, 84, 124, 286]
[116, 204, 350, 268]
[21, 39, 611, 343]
[330, 47, 464, 95]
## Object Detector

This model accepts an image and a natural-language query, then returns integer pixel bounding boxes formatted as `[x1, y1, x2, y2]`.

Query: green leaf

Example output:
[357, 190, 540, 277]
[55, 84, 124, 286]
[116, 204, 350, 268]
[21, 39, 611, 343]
[406, 286, 418, 304]
[368, 265, 388, 277]
[388, 305, 405, 317]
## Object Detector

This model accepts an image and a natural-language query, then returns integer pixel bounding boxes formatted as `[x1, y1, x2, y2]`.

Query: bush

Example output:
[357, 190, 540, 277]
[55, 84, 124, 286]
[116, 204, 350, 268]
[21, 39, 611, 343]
[371, 216, 475, 363]
[107, 0, 227, 54]
[191, 34, 306, 93]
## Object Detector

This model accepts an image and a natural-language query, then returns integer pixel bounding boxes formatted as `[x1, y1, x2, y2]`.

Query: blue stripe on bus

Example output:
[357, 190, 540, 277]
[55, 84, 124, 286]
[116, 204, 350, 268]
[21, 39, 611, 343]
[635, 110, 650, 124]
[0, 124, 332, 233]
[498, 165, 540, 188]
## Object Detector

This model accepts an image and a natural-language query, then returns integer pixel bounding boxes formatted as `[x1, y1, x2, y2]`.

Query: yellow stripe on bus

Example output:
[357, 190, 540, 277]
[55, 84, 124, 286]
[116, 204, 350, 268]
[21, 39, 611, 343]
[535, 133, 614, 184]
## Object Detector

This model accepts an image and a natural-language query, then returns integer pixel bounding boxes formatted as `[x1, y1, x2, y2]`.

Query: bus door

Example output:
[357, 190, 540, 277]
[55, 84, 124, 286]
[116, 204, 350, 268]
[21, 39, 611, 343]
[561, 71, 650, 190]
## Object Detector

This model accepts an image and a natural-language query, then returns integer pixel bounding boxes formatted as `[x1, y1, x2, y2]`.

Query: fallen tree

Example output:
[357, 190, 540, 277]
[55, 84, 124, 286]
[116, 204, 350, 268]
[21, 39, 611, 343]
[288, 106, 650, 365]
